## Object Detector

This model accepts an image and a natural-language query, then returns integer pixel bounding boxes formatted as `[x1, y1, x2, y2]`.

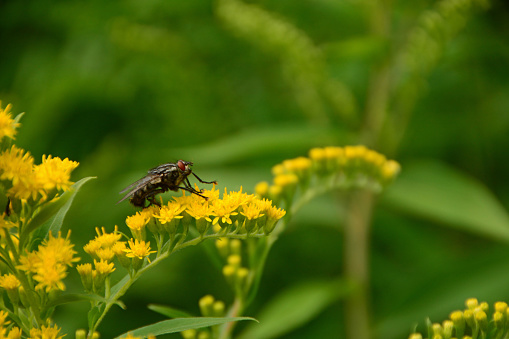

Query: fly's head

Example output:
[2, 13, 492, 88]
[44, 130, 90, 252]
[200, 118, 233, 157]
[177, 160, 193, 176]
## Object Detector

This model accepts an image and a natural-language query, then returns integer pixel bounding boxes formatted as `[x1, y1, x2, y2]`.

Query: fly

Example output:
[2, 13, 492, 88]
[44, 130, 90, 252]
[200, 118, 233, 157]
[118, 160, 217, 208]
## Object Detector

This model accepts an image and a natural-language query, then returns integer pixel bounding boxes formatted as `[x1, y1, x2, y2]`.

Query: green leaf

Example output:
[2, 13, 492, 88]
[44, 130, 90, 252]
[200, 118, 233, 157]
[44, 293, 124, 310]
[382, 160, 509, 241]
[88, 305, 103, 331]
[114, 317, 257, 338]
[20, 176, 96, 249]
[238, 279, 355, 339]
[147, 304, 193, 318]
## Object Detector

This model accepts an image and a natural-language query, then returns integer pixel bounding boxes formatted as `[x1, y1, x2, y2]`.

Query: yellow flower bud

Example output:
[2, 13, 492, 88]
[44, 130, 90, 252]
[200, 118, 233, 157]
[199, 295, 215, 317]
[465, 298, 478, 310]
[255, 181, 269, 198]
[213, 300, 225, 317]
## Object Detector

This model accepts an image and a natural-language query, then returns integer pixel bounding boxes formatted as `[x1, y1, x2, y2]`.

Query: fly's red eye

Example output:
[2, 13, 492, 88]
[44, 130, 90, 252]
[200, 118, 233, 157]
[177, 160, 186, 171]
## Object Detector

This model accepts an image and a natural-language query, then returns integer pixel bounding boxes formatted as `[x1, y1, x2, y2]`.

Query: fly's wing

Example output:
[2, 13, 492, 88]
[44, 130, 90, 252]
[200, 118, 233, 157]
[117, 174, 159, 204]
[148, 163, 178, 176]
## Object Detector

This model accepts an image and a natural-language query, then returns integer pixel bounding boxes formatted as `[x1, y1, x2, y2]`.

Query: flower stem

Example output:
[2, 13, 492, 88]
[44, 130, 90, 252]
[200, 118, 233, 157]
[344, 190, 374, 339]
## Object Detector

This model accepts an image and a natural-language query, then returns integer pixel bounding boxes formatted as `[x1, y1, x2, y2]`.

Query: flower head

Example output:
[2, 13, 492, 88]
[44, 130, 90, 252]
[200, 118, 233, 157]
[34, 155, 79, 192]
[18, 231, 79, 293]
[126, 210, 151, 231]
[93, 226, 122, 248]
[28, 324, 64, 339]
[0, 146, 33, 182]
[0, 102, 20, 140]
[154, 202, 185, 224]
[0, 274, 20, 290]
[94, 259, 115, 275]
[125, 239, 156, 263]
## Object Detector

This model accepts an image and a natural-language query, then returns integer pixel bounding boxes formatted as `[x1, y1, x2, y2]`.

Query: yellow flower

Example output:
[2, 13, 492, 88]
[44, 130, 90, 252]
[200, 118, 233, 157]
[308, 147, 326, 160]
[153, 202, 185, 224]
[265, 204, 286, 221]
[93, 226, 122, 248]
[323, 146, 344, 159]
[85, 227, 122, 258]
[17, 251, 41, 273]
[34, 155, 79, 192]
[186, 200, 213, 222]
[271, 164, 286, 176]
[0, 310, 10, 327]
[32, 259, 67, 292]
[76, 263, 93, 276]
[381, 160, 401, 181]
[7, 326, 22, 339]
[254, 181, 269, 197]
[112, 241, 127, 256]
[38, 231, 80, 267]
[0, 274, 20, 290]
[124, 239, 156, 263]
[200, 184, 220, 201]
[96, 247, 115, 261]
[76, 263, 93, 291]
[28, 324, 64, 339]
[224, 187, 254, 207]
[0, 146, 39, 200]
[126, 210, 151, 231]
[94, 259, 115, 275]
[0, 102, 20, 140]
[0, 146, 33, 182]
[211, 199, 238, 226]
[273, 173, 298, 187]
[240, 203, 264, 220]
[282, 157, 312, 172]
[83, 239, 102, 257]
[18, 232, 78, 293]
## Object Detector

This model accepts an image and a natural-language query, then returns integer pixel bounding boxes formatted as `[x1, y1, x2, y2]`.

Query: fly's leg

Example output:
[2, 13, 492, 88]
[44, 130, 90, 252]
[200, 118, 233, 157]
[141, 188, 166, 207]
[192, 172, 217, 185]
[177, 185, 208, 200]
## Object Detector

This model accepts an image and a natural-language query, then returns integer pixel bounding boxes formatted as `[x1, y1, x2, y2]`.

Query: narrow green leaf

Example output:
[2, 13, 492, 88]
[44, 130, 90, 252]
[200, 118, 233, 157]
[88, 305, 103, 331]
[44, 293, 124, 310]
[239, 279, 354, 339]
[20, 177, 96, 248]
[110, 274, 130, 297]
[114, 317, 256, 338]
[147, 304, 193, 318]
[382, 160, 509, 241]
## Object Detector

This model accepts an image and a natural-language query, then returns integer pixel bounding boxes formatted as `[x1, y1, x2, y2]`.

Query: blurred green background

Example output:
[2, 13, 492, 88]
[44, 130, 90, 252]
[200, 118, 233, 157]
[2, 0, 509, 338]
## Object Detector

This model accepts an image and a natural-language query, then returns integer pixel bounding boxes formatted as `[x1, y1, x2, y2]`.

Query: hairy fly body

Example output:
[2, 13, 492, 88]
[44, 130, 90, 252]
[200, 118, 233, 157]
[118, 160, 217, 208]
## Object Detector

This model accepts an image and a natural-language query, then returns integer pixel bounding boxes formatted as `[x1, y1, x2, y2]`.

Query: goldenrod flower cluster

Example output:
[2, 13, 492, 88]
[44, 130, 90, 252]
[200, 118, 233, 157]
[79, 226, 122, 291]
[0, 103, 80, 337]
[0, 308, 63, 338]
[17, 231, 79, 293]
[129, 186, 286, 239]
[256, 145, 400, 207]
[409, 298, 509, 339]
[0, 103, 79, 207]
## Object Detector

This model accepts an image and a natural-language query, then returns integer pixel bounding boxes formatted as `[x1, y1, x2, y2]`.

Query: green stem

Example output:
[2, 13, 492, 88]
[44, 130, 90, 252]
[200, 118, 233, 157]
[219, 297, 243, 339]
[344, 190, 374, 339]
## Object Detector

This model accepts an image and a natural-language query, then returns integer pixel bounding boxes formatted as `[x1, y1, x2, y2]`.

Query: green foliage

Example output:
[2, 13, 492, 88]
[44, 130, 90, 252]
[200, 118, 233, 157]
[1, 0, 508, 338]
